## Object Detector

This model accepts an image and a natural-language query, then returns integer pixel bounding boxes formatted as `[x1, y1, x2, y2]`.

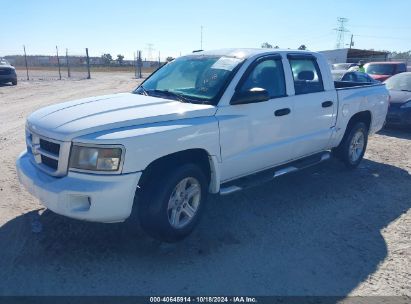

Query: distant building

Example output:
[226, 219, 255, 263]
[319, 48, 389, 64]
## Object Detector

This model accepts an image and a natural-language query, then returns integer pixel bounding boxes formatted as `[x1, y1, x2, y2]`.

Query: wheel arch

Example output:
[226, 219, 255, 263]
[336, 110, 372, 149]
[346, 110, 372, 131]
[137, 148, 220, 196]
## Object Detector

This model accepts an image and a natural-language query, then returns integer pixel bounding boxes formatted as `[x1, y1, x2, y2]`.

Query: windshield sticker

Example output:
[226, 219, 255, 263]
[211, 57, 242, 71]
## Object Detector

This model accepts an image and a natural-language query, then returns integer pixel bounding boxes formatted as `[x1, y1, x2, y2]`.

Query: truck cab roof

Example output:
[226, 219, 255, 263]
[189, 48, 316, 59]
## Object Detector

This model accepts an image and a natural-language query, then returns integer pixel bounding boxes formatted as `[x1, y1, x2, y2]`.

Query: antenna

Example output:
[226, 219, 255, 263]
[333, 17, 349, 49]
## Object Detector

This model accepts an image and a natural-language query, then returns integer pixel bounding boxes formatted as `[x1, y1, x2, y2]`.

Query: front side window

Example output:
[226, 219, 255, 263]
[289, 57, 324, 95]
[134, 55, 244, 104]
[239, 58, 286, 98]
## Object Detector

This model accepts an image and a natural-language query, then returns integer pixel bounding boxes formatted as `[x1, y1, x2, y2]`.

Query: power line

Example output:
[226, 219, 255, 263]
[354, 34, 408, 41]
[350, 24, 411, 30]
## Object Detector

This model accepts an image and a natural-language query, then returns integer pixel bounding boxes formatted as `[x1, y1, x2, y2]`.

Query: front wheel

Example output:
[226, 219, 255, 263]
[138, 163, 208, 242]
[335, 122, 368, 169]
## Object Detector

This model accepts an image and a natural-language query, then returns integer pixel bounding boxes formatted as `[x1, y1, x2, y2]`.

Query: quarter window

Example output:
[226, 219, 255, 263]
[239, 58, 286, 98]
[289, 57, 324, 94]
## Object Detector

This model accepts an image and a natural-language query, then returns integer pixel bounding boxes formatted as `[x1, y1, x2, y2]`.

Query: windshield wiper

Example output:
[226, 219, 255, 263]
[140, 85, 148, 96]
[148, 89, 191, 103]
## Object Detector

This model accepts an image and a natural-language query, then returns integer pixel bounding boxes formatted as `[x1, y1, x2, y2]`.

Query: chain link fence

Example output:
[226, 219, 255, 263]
[0, 47, 164, 81]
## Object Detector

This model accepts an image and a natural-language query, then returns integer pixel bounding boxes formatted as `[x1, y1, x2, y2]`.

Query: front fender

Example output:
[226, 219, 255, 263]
[74, 116, 221, 174]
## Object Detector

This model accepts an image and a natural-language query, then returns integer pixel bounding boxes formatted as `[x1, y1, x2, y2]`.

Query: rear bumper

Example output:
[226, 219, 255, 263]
[386, 106, 411, 126]
[16, 151, 142, 223]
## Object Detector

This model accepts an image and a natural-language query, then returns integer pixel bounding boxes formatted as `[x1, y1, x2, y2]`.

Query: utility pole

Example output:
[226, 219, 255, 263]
[349, 34, 354, 49]
[23, 45, 29, 80]
[333, 17, 349, 49]
[200, 25, 203, 50]
[56, 46, 62, 80]
[136, 50, 142, 78]
[134, 52, 137, 78]
[66, 48, 71, 78]
[85, 48, 91, 79]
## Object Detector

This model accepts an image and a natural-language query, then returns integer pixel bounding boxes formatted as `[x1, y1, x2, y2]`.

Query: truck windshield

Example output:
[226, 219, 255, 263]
[365, 64, 395, 75]
[133, 55, 244, 104]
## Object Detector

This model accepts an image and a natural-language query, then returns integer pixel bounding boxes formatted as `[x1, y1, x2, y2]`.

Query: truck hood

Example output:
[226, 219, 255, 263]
[27, 93, 217, 141]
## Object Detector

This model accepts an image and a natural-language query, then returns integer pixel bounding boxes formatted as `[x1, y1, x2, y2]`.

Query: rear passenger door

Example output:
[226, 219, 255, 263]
[286, 54, 337, 157]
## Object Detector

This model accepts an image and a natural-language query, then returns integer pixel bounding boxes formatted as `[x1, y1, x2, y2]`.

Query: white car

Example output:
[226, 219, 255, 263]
[16, 49, 389, 242]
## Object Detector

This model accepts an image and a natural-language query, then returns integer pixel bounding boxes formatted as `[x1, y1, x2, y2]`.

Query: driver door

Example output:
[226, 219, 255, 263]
[217, 55, 297, 182]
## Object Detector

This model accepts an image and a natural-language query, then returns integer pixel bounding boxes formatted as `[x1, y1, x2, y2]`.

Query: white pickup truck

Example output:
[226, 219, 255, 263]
[16, 49, 389, 242]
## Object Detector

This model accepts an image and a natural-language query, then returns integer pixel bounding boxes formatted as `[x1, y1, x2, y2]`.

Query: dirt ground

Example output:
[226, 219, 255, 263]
[0, 74, 410, 296]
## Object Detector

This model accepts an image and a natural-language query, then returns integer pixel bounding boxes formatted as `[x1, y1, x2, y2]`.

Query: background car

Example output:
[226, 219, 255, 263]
[364, 62, 407, 82]
[332, 70, 379, 83]
[0, 58, 17, 86]
[384, 72, 411, 127]
[331, 63, 358, 70]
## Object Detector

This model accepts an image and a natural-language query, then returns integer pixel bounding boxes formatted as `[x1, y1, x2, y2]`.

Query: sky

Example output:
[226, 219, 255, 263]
[1, 0, 410, 60]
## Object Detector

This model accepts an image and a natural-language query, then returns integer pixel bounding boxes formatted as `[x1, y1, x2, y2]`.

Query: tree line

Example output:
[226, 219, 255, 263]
[261, 42, 307, 50]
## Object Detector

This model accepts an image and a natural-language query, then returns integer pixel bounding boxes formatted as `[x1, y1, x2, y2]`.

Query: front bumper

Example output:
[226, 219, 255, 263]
[16, 151, 141, 223]
[386, 106, 411, 126]
[0, 74, 17, 83]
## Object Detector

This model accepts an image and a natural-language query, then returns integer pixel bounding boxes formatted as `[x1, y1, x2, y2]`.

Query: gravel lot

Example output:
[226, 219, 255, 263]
[0, 74, 410, 296]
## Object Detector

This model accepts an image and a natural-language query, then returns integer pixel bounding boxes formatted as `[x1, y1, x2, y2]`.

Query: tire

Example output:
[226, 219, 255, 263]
[334, 122, 368, 169]
[138, 163, 208, 242]
[11, 80, 17, 86]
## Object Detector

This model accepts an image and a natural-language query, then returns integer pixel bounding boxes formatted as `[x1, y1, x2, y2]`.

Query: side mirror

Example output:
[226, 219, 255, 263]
[231, 88, 270, 105]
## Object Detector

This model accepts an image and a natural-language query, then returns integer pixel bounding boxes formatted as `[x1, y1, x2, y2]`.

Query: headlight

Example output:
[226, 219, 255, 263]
[400, 101, 411, 109]
[69, 145, 123, 172]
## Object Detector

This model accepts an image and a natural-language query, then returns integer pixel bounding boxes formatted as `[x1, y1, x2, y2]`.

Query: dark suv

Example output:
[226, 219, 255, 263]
[0, 59, 17, 86]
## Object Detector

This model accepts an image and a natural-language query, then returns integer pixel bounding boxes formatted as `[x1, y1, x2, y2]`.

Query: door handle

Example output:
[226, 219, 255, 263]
[322, 101, 333, 108]
[274, 108, 291, 116]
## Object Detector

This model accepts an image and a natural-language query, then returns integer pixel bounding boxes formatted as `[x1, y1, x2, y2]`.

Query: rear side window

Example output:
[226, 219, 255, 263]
[289, 57, 324, 95]
[355, 73, 370, 83]
[397, 64, 407, 73]
[342, 72, 356, 82]
[239, 58, 286, 98]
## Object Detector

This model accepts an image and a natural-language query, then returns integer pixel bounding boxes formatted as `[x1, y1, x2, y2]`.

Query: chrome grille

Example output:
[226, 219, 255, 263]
[40, 138, 60, 155]
[26, 128, 71, 176]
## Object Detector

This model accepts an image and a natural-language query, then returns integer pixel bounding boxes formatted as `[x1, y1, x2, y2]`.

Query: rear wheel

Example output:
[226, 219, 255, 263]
[138, 163, 208, 242]
[11, 80, 17, 86]
[334, 122, 368, 169]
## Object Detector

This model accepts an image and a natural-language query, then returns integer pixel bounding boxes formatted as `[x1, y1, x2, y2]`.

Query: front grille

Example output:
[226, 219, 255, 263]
[25, 129, 71, 176]
[40, 138, 60, 155]
[41, 155, 58, 170]
[0, 68, 12, 75]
